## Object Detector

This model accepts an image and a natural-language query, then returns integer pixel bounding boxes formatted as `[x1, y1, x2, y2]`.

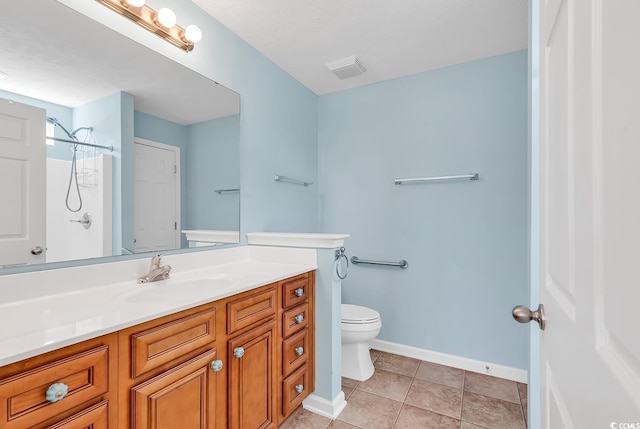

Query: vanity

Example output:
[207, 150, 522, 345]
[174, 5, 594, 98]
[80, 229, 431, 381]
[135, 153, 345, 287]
[0, 246, 318, 429]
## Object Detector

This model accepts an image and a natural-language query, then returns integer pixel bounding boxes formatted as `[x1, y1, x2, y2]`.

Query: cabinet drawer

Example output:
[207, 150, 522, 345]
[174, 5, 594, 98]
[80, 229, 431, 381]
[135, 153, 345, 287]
[282, 365, 309, 418]
[227, 286, 277, 335]
[130, 308, 216, 379]
[46, 400, 108, 429]
[282, 303, 309, 338]
[0, 346, 109, 429]
[282, 275, 309, 309]
[282, 329, 309, 377]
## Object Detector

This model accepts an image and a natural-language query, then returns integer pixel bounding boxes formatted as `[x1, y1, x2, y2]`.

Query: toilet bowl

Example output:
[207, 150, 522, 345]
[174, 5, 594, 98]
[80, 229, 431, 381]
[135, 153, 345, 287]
[341, 304, 382, 381]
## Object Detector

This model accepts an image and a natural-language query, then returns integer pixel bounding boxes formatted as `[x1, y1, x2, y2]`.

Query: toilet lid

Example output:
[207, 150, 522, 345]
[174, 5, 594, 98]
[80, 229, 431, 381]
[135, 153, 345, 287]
[341, 304, 381, 324]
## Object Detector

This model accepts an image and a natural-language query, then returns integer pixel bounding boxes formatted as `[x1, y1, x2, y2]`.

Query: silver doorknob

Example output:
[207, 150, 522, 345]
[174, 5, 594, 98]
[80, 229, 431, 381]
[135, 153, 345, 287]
[512, 304, 546, 330]
[30, 246, 43, 255]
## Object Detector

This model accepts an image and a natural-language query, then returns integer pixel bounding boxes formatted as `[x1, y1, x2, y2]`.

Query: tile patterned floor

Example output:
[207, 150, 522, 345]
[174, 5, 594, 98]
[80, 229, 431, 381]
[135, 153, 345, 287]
[280, 349, 528, 429]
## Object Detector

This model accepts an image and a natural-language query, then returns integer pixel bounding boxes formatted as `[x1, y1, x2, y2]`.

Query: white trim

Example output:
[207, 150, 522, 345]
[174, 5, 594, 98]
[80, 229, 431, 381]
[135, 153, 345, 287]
[302, 391, 347, 420]
[370, 339, 528, 383]
[246, 232, 350, 248]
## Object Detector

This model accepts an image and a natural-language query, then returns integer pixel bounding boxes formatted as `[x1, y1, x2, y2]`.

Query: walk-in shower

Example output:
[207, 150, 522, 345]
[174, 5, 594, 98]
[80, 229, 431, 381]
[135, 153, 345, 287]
[46, 117, 95, 212]
[45, 117, 114, 263]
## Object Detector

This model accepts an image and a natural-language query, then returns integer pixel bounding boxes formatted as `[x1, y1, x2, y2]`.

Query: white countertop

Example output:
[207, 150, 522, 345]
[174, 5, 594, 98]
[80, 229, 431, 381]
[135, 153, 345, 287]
[0, 246, 317, 367]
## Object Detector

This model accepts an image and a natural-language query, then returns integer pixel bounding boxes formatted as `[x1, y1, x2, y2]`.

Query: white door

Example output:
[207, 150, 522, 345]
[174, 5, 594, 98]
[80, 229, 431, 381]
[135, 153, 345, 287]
[535, 0, 640, 427]
[0, 98, 46, 266]
[134, 140, 180, 253]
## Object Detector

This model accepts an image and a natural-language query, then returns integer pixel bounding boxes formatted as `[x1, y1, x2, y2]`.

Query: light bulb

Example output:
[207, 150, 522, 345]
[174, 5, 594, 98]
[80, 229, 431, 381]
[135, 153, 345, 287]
[156, 8, 177, 28]
[123, 0, 145, 7]
[184, 25, 202, 43]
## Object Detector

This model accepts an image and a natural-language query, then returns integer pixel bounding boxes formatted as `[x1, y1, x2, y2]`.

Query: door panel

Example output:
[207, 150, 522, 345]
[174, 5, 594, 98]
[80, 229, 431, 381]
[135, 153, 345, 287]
[131, 349, 217, 429]
[538, 0, 640, 426]
[134, 141, 178, 253]
[228, 321, 277, 429]
[0, 98, 46, 266]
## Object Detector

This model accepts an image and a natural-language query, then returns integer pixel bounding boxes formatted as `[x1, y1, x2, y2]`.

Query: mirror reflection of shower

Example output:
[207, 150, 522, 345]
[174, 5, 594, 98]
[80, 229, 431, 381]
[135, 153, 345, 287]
[46, 117, 94, 212]
[45, 117, 113, 263]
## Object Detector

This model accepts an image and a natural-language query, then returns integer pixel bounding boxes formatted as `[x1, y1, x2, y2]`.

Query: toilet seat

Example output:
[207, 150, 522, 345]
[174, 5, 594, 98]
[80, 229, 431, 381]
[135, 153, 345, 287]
[342, 304, 381, 324]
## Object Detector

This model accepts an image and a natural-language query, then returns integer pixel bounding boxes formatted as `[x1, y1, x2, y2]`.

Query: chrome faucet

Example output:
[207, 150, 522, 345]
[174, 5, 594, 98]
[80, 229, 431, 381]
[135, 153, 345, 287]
[138, 255, 172, 284]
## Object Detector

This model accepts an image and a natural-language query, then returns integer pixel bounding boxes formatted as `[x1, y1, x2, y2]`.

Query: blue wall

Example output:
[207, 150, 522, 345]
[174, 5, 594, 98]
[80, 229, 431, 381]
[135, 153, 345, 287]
[318, 51, 529, 369]
[187, 115, 241, 232]
[65, 0, 319, 238]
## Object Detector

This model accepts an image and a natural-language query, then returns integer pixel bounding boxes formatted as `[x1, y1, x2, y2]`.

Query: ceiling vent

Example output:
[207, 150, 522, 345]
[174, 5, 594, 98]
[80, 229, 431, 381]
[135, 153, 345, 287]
[325, 56, 366, 79]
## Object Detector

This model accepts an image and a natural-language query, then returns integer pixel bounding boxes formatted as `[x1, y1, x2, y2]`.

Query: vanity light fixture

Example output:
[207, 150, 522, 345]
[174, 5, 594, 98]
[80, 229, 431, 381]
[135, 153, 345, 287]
[96, 0, 202, 52]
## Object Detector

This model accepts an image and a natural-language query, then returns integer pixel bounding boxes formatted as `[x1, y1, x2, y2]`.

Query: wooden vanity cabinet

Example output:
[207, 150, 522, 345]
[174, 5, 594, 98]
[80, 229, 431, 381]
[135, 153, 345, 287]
[0, 333, 117, 429]
[117, 303, 222, 429]
[0, 270, 316, 429]
[277, 272, 315, 424]
[226, 285, 279, 429]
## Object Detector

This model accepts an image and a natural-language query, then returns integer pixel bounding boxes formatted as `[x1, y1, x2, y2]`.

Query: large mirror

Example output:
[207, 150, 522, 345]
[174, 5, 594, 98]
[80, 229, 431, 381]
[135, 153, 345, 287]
[0, 0, 240, 269]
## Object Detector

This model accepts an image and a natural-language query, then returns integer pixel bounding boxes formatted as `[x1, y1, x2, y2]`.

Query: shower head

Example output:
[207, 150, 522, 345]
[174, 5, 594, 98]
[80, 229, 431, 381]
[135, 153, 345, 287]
[46, 116, 77, 142]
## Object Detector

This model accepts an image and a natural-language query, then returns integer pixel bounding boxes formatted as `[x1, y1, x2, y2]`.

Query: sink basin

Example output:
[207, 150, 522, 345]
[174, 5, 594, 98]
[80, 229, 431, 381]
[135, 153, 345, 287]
[122, 278, 235, 303]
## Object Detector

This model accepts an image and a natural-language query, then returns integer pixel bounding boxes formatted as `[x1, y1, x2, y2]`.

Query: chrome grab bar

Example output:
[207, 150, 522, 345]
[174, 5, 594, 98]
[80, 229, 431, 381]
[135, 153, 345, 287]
[394, 173, 478, 185]
[274, 174, 313, 187]
[214, 188, 240, 194]
[351, 256, 408, 269]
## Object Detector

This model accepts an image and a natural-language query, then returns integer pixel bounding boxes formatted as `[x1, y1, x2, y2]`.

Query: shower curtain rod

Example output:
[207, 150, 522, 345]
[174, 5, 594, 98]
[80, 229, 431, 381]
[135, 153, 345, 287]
[46, 136, 114, 152]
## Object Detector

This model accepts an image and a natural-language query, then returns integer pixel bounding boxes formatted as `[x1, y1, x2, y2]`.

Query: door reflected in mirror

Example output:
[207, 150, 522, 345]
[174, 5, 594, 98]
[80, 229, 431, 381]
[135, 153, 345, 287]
[0, 0, 240, 269]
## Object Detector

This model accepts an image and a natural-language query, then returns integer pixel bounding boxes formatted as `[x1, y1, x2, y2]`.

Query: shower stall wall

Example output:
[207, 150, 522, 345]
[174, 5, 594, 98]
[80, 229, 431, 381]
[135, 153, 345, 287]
[46, 154, 113, 263]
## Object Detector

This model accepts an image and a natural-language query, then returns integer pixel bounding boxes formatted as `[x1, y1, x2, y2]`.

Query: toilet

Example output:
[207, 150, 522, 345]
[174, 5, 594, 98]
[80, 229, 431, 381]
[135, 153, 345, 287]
[341, 304, 382, 381]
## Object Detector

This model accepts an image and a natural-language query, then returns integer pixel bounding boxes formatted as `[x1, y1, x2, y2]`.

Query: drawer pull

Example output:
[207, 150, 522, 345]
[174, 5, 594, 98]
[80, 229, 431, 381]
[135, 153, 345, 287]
[295, 346, 304, 356]
[45, 382, 69, 403]
[233, 347, 245, 358]
[294, 315, 304, 324]
[295, 384, 304, 394]
[294, 288, 304, 297]
[211, 360, 224, 372]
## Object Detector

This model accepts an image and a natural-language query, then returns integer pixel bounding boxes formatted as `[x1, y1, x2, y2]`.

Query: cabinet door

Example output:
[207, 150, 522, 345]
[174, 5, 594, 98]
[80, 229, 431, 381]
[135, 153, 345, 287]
[228, 321, 277, 429]
[131, 349, 218, 429]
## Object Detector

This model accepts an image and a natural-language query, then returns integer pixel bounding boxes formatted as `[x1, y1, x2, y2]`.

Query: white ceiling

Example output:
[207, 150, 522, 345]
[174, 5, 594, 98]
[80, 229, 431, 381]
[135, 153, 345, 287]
[193, 0, 529, 95]
[0, 0, 239, 125]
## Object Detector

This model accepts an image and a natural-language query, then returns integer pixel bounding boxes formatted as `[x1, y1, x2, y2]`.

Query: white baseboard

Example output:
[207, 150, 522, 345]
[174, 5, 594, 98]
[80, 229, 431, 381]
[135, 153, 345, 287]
[370, 339, 528, 383]
[303, 391, 347, 419]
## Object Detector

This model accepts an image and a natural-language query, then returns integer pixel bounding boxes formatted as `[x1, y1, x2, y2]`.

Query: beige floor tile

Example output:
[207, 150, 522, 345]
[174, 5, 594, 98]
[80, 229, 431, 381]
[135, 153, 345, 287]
[279, 407, 332, 429]
[328, 421, 360, 429]
[343, 385, 355, 400]
[337, 390, 402, 429]
[373, 352, 420, 377]
[464, 372, 520, 403]
[357, 369, 412, 402]
[342, 377, 359, 389]
[462, 391, 526, 429]
[404, 378, 462, 419]
[415, 360, 465, 389]
[370, 348, 381, 363]
[394, 404, 460, 429]
[460, 422, 488, 429]
[517, 382, 528, 426]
